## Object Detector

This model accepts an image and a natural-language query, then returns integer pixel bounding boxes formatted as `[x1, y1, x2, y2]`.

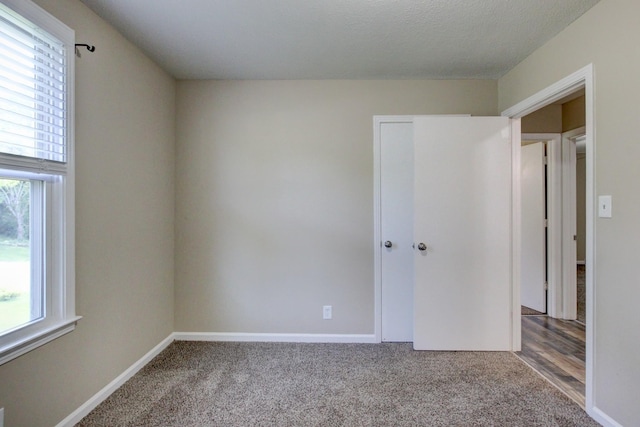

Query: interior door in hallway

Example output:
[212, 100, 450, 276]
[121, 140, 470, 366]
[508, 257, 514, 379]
[413, 116, 513, 351]
[380, 121, 414, 342]
[521, 141, 547, 313]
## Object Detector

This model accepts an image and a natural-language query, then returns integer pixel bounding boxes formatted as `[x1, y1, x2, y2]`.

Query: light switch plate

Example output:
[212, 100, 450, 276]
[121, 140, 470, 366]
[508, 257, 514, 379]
[598, 195, 612, 218]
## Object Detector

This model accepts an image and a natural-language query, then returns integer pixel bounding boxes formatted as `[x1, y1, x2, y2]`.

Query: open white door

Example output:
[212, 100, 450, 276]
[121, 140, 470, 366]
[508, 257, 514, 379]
[521, 142, 547, 313]
[413, 116, 513, 351]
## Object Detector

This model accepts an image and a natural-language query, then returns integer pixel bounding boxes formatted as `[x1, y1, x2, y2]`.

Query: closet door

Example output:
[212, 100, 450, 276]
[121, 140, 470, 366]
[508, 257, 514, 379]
[380, 121, 414, 342]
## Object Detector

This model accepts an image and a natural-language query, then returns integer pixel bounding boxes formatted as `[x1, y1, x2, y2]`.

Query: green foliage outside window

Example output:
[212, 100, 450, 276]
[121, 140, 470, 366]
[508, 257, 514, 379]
[0, 179, 30, 243]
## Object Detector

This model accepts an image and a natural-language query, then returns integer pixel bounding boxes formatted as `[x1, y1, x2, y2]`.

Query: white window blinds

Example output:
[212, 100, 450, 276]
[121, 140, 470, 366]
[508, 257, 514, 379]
[0, 2, 68, 171]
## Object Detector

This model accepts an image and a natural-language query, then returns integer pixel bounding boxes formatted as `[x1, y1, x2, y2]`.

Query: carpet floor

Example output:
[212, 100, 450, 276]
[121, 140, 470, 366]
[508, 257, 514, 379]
[77, 342, 599, 427]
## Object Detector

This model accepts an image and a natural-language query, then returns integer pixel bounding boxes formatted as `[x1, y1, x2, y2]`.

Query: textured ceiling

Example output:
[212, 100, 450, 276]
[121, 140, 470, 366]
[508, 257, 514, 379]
[79, 0, 599, 80]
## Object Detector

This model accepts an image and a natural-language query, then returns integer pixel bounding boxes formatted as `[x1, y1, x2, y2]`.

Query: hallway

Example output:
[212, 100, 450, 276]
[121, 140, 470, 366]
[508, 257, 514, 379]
[516, 316, 586, 407]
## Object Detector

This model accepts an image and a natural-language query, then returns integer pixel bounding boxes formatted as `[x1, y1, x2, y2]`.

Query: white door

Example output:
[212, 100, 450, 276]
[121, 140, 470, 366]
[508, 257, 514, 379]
[521, 142, 547, 313]
[380, 121, 414, 341]
[413, 116, 513, 351]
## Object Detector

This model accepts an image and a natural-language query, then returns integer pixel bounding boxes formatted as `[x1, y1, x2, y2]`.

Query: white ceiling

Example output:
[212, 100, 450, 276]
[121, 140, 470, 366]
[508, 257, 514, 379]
[79, 0, 599, 80]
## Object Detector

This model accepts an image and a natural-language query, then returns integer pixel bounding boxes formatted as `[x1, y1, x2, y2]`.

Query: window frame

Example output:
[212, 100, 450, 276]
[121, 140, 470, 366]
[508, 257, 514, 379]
[0, 0, 78, 366]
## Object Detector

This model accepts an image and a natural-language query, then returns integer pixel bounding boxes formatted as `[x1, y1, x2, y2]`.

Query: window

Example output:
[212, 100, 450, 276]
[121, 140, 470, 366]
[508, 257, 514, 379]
[0, 0, 78, 365]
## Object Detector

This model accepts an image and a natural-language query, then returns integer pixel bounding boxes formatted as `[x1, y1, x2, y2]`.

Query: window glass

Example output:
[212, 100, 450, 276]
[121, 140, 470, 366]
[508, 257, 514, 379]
[0, 178, 43, 334]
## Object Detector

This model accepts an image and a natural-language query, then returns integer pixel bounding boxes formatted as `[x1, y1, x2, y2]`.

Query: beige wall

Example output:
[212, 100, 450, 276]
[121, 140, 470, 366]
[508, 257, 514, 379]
[563, 95, 586, 132]
[499, 0, 640, 424]
[521, 96, 585, 133]
[0, 1, 176, 426]
[521, 103, 562, 133]
[175, 80, 497, 333]
[5, 0, 635, 424]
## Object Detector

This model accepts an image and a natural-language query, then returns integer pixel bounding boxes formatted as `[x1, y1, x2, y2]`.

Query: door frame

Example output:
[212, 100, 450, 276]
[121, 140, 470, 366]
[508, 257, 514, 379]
[502, 64, 595, 411]
[562, 126, 586, 321]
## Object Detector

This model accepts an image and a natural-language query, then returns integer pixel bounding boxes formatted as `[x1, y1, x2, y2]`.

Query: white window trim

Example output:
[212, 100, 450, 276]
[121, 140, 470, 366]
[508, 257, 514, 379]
[0, 0, 79, 366]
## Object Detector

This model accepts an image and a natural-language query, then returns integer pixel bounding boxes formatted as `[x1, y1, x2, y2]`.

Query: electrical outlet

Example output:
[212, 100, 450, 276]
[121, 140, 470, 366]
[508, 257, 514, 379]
[323, 305, 332, 320]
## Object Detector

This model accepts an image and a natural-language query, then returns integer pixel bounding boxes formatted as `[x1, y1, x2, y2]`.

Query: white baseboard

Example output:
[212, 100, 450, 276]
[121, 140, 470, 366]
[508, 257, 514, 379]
[174, 332, 378, 344]
[55, 333, 176, 427]
[588, 406, 623, 427]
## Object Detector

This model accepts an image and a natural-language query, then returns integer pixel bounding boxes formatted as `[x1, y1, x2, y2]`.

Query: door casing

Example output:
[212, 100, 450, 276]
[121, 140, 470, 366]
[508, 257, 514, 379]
[502, 64, 595, 414]
[562, 127, 587, 321]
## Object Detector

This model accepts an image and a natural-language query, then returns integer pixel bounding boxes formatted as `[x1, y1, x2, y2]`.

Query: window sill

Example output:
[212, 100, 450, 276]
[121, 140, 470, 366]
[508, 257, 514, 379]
[0, 316, 82, 366]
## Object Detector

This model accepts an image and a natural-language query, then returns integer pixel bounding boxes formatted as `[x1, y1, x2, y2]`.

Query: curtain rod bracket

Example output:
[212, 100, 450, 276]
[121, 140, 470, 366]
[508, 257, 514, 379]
[75, 43, 95, 52]
[75, 43, 95, 57]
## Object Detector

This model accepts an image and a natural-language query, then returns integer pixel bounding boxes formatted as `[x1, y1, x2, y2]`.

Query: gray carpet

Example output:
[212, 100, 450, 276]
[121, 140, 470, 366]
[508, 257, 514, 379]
[77, 342, 599, 427]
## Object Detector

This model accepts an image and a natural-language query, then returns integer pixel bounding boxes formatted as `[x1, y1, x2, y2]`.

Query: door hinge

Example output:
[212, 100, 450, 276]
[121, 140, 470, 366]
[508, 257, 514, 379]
[544, 281, 548, 290]
[544, 219, 548, 228]
[544, 155, 548, 165]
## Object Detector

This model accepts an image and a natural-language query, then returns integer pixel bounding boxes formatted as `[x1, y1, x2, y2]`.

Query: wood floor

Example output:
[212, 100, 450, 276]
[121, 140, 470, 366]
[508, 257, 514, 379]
[515, 315, 586, 407]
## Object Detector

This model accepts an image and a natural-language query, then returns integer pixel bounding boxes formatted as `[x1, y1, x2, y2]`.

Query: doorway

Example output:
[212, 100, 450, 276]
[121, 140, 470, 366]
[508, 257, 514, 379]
[504, 68, 592, 409]
[520, 136, 554, 316]
[519, 127, 587, 406]
[520, 132, 571, 319]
